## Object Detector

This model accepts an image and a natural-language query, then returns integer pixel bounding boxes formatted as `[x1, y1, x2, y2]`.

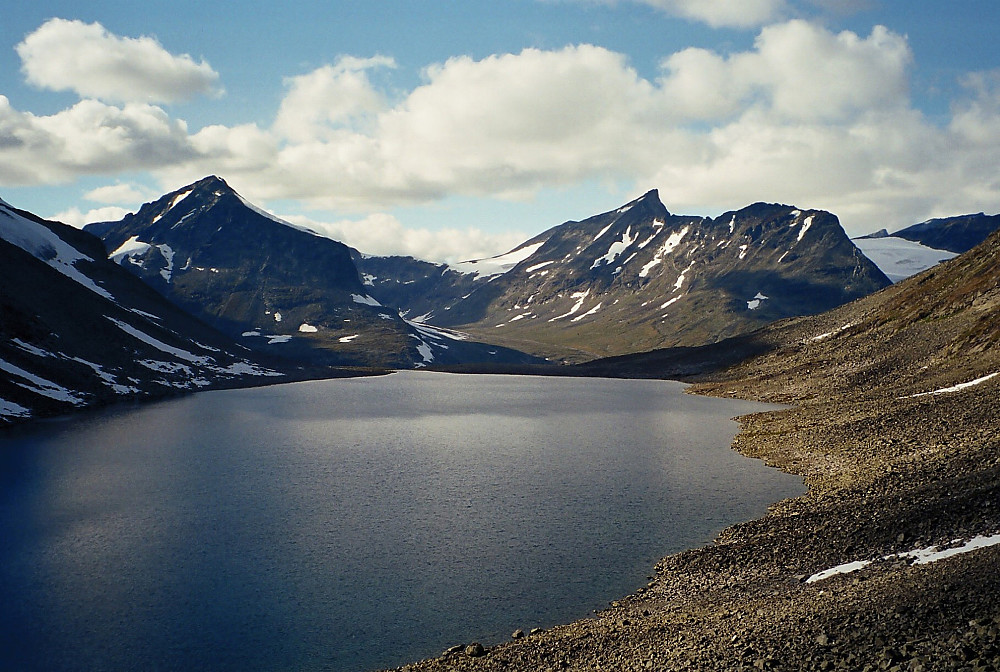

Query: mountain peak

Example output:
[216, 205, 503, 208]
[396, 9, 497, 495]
[634, 188, 668, 214]
[190, 175, 230, 190]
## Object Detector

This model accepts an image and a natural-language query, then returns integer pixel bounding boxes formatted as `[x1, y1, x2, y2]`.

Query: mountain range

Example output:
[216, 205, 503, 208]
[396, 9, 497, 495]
[357, 190, 892, 361]
[84, 176, 542, 369]
[4, 175, 999, 425]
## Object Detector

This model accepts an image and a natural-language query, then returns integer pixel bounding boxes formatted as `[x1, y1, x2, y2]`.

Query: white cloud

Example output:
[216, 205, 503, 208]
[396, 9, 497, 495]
[273, 55, 396, 142]
[16, 18, 220, 104]
[0, 96, 197, 184]
[4, 19, 1000, 251]
[282, 212, 529, 264]
[84, 182, 154, 204]
[657, 21, 912, 122]
[636, 0, 788, 28]
[53, 205, 133, 228]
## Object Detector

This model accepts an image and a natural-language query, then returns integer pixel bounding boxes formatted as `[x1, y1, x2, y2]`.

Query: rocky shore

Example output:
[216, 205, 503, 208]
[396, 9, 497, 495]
[386, 233, 1000, 671]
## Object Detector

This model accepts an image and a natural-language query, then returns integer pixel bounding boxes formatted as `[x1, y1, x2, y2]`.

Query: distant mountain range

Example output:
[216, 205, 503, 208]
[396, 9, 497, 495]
[580, 211, 1000, 395]
[85, 176, 542, 369]
[5, 174, 997, 426]
[0, 196, 301, 426]
[357, 190, 891, 361]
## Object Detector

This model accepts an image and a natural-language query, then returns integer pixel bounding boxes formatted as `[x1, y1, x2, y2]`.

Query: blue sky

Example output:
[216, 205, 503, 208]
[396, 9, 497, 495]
[2, 0, 999, 262]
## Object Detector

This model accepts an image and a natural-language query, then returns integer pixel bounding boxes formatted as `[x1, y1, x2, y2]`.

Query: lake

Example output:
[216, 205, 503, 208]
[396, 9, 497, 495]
[0, 372, 802, 671]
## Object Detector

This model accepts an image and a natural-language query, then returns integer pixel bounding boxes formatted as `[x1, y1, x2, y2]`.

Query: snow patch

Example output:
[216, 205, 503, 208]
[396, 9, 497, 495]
[157, 244, 175, 282]
[571, 302, 602, 322]
[0, 397, 31, 419]
[639, 226, 689, 278]
[0, 357, 88, 405]
[12, 339, 55, 358]
[525, 260, 555, 273]
[807, 533, 1000, 584]
[591, 226, 636, 269]
[106, 317, 211, 365]
[673, 261, 695, 292]
[904, 372, 999, 398]
[298, 323, 318, 333]
[549, 289, 591, 322]
[660, 296, 681, 310]
[339, 334, 359, 343]
[450, 241, 545, 279]
[796, 215, 814, 243]
[747, 292, 768, 310]
[1, 204, 114, 300]
[274, 312, 283, 322]
[153, 189, 193, 224]
[351, 294, 382, 307]
[110, 236, 151, 263]
[267, 335, 292, 344]
[810, 323, 855, 342]
[852, 236, 957, 283]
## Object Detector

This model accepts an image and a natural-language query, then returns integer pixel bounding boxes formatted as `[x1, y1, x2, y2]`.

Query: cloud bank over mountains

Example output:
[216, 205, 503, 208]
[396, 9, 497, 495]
[3, 13, 1000, 261]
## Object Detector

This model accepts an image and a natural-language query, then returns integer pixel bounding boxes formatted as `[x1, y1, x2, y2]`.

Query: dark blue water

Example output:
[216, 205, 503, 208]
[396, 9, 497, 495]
[0, 372, 801, 671]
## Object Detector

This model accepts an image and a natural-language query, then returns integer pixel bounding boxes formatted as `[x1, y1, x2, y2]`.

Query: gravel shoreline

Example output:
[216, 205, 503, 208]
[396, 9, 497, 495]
[385, 376, 999, 672]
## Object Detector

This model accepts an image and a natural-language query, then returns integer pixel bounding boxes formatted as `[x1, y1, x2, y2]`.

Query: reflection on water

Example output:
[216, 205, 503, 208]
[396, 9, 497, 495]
[0, 372, 802, 671]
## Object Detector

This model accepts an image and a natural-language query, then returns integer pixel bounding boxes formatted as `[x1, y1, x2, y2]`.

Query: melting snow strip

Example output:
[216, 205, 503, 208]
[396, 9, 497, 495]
[806, 533, 1000, 584]
[903, 372, 999, 398]
[0, 397, 32, 419]
[0, 357, 88, 405]
[106, 317, 212, 365]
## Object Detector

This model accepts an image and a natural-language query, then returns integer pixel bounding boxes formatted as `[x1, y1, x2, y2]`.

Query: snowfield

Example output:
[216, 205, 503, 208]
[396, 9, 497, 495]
[852, 236, 957, 283]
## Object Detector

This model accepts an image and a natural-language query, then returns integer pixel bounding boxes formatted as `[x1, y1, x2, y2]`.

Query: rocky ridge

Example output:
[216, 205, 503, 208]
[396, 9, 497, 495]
[85, 177, 543, 369]
[360, 190, 890, 362]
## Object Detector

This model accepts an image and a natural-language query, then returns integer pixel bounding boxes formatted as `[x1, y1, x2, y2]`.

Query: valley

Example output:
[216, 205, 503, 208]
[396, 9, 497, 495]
[3, 177, 1000, 672]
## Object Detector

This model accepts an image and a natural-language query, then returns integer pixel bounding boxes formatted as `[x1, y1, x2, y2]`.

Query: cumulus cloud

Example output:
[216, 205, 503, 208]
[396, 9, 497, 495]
[657, 21, 912, 122]
[4, 17, 1000, 253]
[0, 96, 197, 184]
[281, 212, 529, 264]
[53, 205, 133, 228]
[635, 0, 789, 28]
[84, 182, 155, 204]
[273, 55, 396, 143]
[16, 18, 220, 104]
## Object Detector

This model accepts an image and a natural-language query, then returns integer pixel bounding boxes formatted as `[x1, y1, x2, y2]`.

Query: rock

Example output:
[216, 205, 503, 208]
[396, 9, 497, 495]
[530, 628, 545, 636]
[512, 629, 525, 639]
[465, 642, 486, 657]
[443, 645, 463, 656]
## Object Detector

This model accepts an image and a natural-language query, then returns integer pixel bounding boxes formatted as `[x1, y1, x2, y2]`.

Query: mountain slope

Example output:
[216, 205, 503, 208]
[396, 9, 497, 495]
[892, 212, 1000, 254]
[362, 190, 891, 362]
[87, 177, 542, 368]
[0, 197, 299, 426]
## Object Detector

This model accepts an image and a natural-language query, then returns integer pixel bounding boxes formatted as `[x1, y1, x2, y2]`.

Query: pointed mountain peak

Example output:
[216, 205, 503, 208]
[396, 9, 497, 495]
[606, 188, 669, 219]
[632, 188, 668, 212]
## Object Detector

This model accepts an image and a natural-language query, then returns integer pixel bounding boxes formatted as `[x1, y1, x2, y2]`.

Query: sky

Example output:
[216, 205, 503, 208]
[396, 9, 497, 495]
[2, 0, 1000, 263]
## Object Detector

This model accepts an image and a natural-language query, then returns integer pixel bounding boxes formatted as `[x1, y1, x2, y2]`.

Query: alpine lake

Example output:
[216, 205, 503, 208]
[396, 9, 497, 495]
[0, 371, 803, 671]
